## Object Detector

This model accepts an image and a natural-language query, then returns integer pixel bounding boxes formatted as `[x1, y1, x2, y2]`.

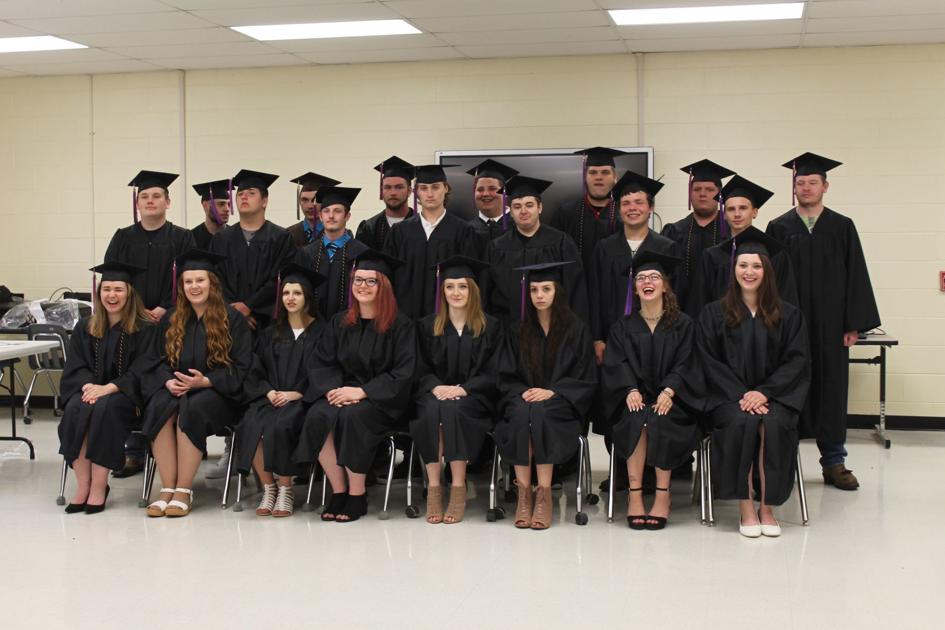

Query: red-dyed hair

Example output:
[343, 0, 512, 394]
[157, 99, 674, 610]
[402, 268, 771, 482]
[343, 272, 398, 334]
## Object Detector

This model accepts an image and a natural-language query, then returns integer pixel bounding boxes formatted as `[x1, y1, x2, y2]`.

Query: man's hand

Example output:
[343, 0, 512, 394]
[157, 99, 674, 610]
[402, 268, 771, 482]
[843, 330, 859, 347]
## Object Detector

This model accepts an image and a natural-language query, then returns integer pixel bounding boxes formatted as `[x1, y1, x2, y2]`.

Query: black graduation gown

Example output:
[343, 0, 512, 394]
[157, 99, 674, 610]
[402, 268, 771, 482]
[687, 242, 799, 318]
[294, 312, 417, 474]
[141, 306, 253, 453]
[355, 209, 413, 252]
[480, 225, 589, 325]
[191, 223, 214, 251]
[294, 233, 369, 320]
[209, 221, 296, 328]
[600, 313, 699, 470]
[660, 214, 724, 314]
[411, 314, 502, 463]
[58, 319, 154, 470]
[468, 213, 512, 255]
[494, 318, 597, 466]
[550, 198, 621, 272]
[766, 208, 881, 443]
[696, 300, 810, 505]
[235, 320, 324, 475]
[287, 220, 321, 249]
[105, 222, 196, 310]
[588, 230, 680, 342]
[382, 212, 480, 320]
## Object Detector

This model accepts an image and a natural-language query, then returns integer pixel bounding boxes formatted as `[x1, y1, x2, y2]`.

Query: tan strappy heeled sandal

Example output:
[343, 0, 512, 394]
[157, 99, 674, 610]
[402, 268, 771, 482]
[530, 486, 553, 530]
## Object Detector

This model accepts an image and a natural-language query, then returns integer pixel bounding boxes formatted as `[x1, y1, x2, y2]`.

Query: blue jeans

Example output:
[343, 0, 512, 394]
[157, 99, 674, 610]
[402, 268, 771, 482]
[816, 440, 847, 467]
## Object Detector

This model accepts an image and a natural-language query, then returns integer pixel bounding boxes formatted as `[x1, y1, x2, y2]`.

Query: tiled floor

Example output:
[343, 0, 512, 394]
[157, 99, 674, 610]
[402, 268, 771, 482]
[1, 411, 942, 629]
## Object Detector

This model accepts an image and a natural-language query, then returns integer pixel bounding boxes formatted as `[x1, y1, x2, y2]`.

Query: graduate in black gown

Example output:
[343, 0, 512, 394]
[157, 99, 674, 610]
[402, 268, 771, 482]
[105, 170, 195, 323]
[481, 175, 589, 324]
[600, 252, 699, 530]
[141, 250, 254, 518]
[294, 186, 369, 320]
[766, 153, 880, 491]
[287, 171, 341, 248]
[293, 250, 416, 523]
[58, 262, 154, 514]
[466, 159, 519, 251]
[412, 255, 501, 525]
[356, 156, 415, 251]
[696, 240, 810, 538]
[191, 179, 231, 251]
[495, 262, 596, 530]
[661, 159, 736, 312]
[550, 147, 626, 270]
[236, 264, 327, 518]
[209, 169, 296, 331]
[383, 164, 480, 319]
[687, 177, 798, 317]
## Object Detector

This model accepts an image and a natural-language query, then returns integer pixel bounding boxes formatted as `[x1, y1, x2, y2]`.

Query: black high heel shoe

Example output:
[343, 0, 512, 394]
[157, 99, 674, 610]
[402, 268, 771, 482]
[626, 487, 646, 530]
[84, 485, 110, 515]
[320, 492, 349, 522]
[644, 486, 671, 530]
[64, 500, 87, 514]
[336, 493, 367, 523]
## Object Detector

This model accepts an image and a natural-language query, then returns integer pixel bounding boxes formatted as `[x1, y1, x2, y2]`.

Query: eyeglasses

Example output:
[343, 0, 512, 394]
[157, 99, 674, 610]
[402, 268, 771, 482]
[634, 273, 663, 284]
[352, 277, 378, 287]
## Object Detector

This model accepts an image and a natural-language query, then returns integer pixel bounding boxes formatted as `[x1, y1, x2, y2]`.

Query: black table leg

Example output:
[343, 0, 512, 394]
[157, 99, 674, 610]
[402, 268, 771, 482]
[0, 362, 35, 459]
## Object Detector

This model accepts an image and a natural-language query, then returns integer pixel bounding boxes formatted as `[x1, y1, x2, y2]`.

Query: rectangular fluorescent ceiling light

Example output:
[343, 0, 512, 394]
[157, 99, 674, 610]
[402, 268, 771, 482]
[0, 36, 87, 53]
[609, 3, 804, 26]
[232, 19, 420, 41]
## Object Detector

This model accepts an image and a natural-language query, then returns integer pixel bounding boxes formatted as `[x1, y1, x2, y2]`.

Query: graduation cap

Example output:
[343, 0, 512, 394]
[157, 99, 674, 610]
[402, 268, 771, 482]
[351, 248, 403, 279]
[129, 170, 178, 223]
[680, 159, 735, 187]
[175, 249, 226, 275]
[192, 179, 231, 226]
[720, 226, 785, 287]
[573, 146, 627, 168]
[505, 175, 553, 201]
[90, 261, 145, 284]
[232, 169, 279, 192]
[718, 175, 774, 210]
[278, 263, 328, 293]
[374, 155, 415, 200]
[783, 152, 842, 205]
[290, 172, 341, 191]
[618, 251, 682, 316]
[316, 186, 360, 210]
[614, 170, 664, 200]
[414, 164, 457, 185]
[512, 261, 575, 320]
[466, 159, 519, 184]
[432, 255, 490, 313]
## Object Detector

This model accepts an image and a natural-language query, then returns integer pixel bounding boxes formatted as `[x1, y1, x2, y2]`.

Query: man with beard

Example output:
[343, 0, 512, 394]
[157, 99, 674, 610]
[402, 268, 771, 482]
[191, 179, 231, 250]
[356, 155, 414, 251]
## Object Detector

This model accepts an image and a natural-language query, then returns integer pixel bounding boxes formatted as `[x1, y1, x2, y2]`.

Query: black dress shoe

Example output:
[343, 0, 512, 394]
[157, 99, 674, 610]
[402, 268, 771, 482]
[85, 486, 110, 514]
[336, 493, 367, 523]
[111, 457, 143, 479]
[64, 502, 87, 514]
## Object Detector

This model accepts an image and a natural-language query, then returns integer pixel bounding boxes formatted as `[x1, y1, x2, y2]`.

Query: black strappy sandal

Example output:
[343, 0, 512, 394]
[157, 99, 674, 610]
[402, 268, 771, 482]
[627, 487, 647, 530]
[336, 493, 368, 523]
[320, 492, 348, 522]
[644, 487, 671, 530]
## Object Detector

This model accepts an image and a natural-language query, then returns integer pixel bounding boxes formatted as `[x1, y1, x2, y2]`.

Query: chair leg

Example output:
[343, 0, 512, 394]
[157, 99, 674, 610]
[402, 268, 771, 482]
[380, 435, 396, 519]
[607, 444, 615, 522]
[56, 458, 68, 505]
[233, 471, 244, 512]
[44, 370, 59, 410]
[698, 440, 707, 525]
[406, 440, 415, 509]
[13, 368, 27, 396]
[489, 445, 498, 511]
[582, 436, 594, 501]
[141, 451, 156, 507]
[574, 436, 589, 525]
[221, 432, 236, 509]
[321, 464, 328, 507]
[22, 372, 38, 419]
[796, 449, 810, 526]
[705, 437, 715, 527]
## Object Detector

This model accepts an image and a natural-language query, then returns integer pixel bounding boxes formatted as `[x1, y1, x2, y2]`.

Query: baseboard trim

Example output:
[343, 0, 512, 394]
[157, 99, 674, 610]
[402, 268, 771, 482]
[848, 414, 945, 431]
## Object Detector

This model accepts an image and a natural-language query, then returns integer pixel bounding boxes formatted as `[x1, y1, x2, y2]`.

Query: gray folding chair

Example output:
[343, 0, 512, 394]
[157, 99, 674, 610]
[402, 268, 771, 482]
[23, 323, 68, 424]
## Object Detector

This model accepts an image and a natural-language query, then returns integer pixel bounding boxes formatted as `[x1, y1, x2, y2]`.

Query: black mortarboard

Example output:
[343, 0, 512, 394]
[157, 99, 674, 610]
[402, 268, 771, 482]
[175, 249, 227, 276]
[573, 147, 627, 168]
[721, 226, 785, 260]
[232, 169, 279, 192]
[514, 261, 573, 284]
[192, 179, 230, 202]
[719, 175, 774, 209]
[466, 159, 519, 185]
[782, 152, 842, 177]
[679, 159, 735, 186]
[435, 255, 490, 281]
[352, 248, 403, 278]
[374, 156, 415, 182]
[90, 261, 145, 284]
[624, 251, 681, 278]
[278, 262, 327, 293]
[315, 186, 360, 209]
[129, 170, 178, 191]
[505, 175, 553, 201]
[615, 170, 664, 199]
[414, 164, 457, 184]
[290, 172, 341, 191]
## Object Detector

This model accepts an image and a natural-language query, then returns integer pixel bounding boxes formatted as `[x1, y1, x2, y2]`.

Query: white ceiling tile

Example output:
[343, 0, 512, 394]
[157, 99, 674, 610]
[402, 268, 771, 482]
[619, 21, 803, 40]
[456, 40, 627, 59]
[802, 29, 945, 47]
[159, 0, 346, 8]
[598, 0, 774, 8]
[70, 27, 254, 48]
[192, 3, 399, 27]
[266, 33, 443, 53]
[629, 35, 802, 53]
[8, 11, 217, 34]
[0, 21, 46, 36]
[381, 0, 600, 18]
[413, 11, 610, 33]
[806, 15, 945, 33]
[151, 52, 308, 69]
[299, 47, 464, 64]
[0, 0, 169, 18]
[0, 58, 164, 75]
[0, 47, 125, 65]
[437, 26, 619, 47]
[806, 0, 945, 19]
[106, 41, 279, 60]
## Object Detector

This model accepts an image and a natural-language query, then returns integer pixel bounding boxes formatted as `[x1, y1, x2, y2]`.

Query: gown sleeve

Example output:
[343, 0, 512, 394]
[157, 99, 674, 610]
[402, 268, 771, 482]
[600, 318, 639, 421]
[588, 243, 606, 342]
[414, 320, 444, 394]
[548, 321, 597, 416]
[361, 316, 417, 409]
[111, 322, 155, 404]
[843, 221, 881, 333]
[459, 319, 502, 399]
[138, 313, 175, 401]
[246, 230, 296, 318]
[773, 251, 799, 308]
[59, 322, 94, 402]
[304, 315, 344, 402]
[243, 327, 275, 403]
[205, 309, 254, 400]
[561, 235, 590, 321]
[755, 305, 811, 413]
[497, 326, 529, 400]
[696, 303, 749, 411]
[659, 316, 698, 404]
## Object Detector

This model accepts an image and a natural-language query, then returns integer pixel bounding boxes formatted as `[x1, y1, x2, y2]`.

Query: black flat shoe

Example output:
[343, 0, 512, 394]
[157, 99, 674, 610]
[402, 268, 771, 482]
[111, 457, 143, 479]
[64, 502, 87, 514]
[626, 487, 646, 530]
[644, 486, 670, 530]
[320, 492, 348, 522]
[84, 485, 110, 515]
[336, 493, 367, 523]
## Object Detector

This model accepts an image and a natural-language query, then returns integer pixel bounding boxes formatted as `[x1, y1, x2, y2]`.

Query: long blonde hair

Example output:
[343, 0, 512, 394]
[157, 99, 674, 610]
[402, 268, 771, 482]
[88, 281, 149, 338]
[432, 277, 486, 337]
[165, 272, 233, 369]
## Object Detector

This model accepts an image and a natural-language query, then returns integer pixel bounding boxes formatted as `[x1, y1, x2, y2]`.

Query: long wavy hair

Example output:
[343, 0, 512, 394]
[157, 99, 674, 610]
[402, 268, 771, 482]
[274, 280, 318, 339]
[343, 272, 398, 334]
[519, 281, 575, 384]
[165, 272, 233, 368]
[722, 253, 781, 330]
[88, 281, 149, 338]
[433, 277, 486, 337]
[632, 274, 681, 327]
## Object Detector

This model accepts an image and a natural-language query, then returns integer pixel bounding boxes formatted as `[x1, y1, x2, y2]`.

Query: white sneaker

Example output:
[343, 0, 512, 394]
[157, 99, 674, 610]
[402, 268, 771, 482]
[205, 436, 235, 480]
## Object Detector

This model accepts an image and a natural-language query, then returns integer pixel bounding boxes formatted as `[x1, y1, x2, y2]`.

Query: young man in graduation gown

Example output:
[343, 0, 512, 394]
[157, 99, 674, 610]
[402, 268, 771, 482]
[294, 186, 369, 320]
[105, 170, 195, 479]
[466, 158, 519, 251]
[287, 172, 341, 248]
[191, 179, 231, 251]
[686, 176, 798, 317]
[481, 175, 589, 325]
[661, 159, 736, 312]
[766, 152, 880, 490]
[209, 169, 296, 333]
[550, 146, 626, 271]
[382, 164, 480, 320]
[356, 156, 414, 251]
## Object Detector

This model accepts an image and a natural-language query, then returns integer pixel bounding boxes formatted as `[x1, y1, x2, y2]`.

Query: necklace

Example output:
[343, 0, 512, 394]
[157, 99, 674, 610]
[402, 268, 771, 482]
[641, 311, 663, 323]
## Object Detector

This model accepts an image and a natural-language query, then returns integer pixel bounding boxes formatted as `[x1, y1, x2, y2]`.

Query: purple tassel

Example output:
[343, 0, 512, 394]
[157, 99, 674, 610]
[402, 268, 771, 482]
[501, 189, 508, 230]
[132, 186, 138, 223]
[519, 273, 526, 321]
[171, 260, 177, 305]
[608, 194, 616, 233]
[434, 264, 442, 314]
[228, 178, 235, 217]
[273, 272, 281, 319]
[412, 187, 418, 215]
[624, 273, 634, 316]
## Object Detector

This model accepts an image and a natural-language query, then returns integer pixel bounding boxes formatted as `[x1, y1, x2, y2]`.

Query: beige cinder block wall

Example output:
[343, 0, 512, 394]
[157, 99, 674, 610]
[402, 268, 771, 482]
[0, 46, 942, 417]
